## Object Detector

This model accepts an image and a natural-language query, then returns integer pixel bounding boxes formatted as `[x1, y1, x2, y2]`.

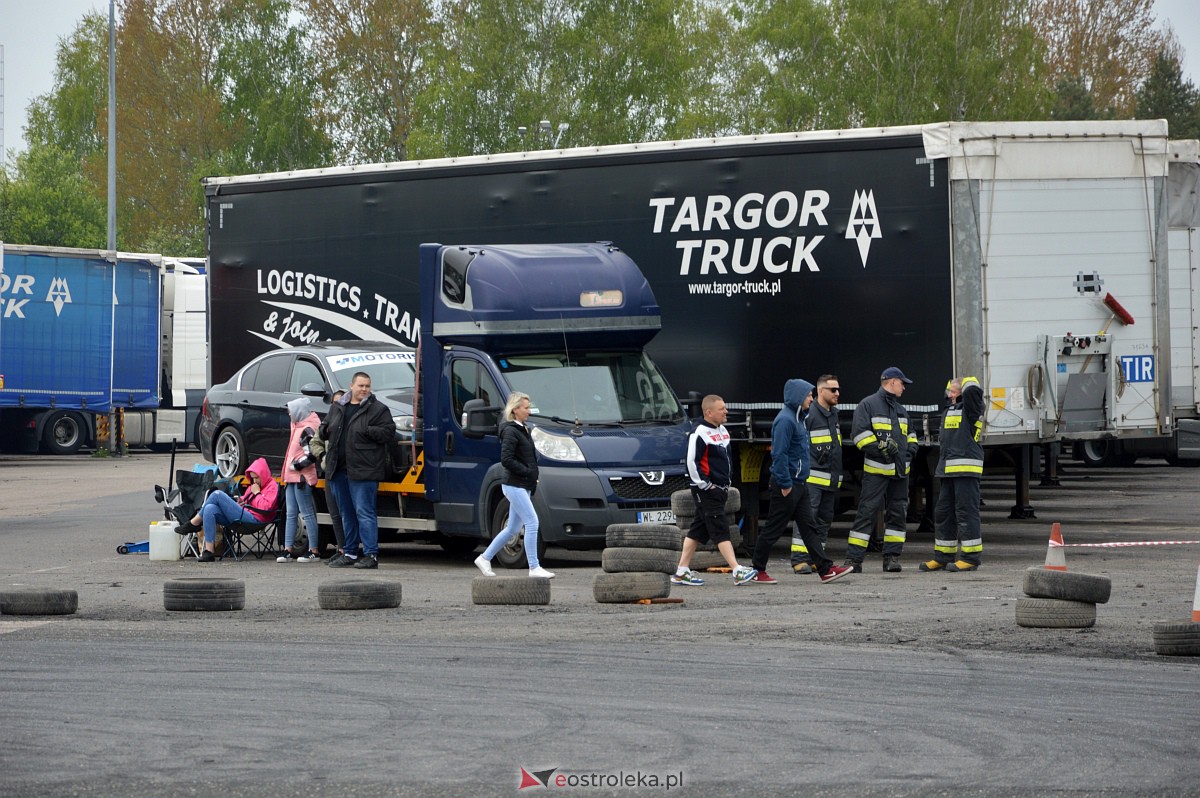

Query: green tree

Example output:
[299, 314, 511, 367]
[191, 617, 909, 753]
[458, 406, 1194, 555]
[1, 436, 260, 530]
[1050, 74, 1111, 119]
[1030, 0, 1176, 117]
[558, 0, 707, 145]
[215, 0, 334, 174]
[719, 0, 851, 134]
[305, 0, 440, 163]
[1135, 50, 1200, 139]
[833, 0, 1050, 128]
[0, 144, 106, 247]
[412, 0, 574, 158]
[23, 12, 110, 160]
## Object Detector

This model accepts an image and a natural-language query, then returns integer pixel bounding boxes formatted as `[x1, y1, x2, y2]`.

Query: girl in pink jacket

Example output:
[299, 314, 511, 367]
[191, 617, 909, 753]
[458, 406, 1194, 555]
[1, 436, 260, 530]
[280, 396, 323, 562]
[185, 457, 278, 563]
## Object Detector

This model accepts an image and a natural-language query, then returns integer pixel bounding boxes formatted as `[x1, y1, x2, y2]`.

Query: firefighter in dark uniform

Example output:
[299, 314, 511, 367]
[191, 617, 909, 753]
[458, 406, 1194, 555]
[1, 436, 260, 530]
[792, 374, 843, 574]
[920, 376, 985, 571]
[844, 367, 918, 573]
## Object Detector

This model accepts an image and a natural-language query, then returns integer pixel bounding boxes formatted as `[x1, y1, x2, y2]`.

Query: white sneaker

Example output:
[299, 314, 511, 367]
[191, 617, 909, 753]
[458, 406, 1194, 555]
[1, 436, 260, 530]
[474, 555, 495, 577]
[528, 566, 556, 579]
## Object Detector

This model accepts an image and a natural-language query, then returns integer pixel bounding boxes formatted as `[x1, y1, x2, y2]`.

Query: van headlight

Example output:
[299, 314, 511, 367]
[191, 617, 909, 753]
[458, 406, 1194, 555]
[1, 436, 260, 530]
[531, 427, 585, 462]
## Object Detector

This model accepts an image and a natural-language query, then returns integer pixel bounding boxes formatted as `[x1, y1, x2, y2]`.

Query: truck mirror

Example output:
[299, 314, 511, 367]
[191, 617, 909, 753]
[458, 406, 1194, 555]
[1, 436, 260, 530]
[300, 382, 326, 398]
[681, 391, 702, 417]
[461, 398, 500, 439]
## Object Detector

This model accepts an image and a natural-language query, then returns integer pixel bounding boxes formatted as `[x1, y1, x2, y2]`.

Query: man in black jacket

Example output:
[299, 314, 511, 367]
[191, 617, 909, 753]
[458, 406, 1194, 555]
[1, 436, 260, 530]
[321, 372, 396, 569]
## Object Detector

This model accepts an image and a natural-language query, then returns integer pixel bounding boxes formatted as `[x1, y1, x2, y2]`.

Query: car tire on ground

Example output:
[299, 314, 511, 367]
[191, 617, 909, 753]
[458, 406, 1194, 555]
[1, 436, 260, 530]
[670, 487, 740, 516]
[471, 576, 551, 606]
[604, 524, 681, 551]
[0, 588, 79, 615]
[163, 577, 246, 612]
[1151, 620, 1200, 656]
[1022, 567, 1112, 604]
[601, 546, 678, 574]
[688, 551, 728, 571]
[318, 579, 402, 610]
[1015, 597, 1096, 628]
[592, 572, 672, 603]
[673, 513, 741, 550]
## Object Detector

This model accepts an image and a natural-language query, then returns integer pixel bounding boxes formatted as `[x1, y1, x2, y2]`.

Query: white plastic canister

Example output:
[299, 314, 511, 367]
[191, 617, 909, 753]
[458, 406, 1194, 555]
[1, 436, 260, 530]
[148, 520, 182, 561]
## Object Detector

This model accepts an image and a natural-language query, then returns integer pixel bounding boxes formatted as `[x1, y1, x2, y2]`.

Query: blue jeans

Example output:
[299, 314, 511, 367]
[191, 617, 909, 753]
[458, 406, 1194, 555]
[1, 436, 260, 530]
[284, 481, 319, 551]
[482, 485, 541, 568]
[200, 490, 259, 545]
[328, 471, 379, 558]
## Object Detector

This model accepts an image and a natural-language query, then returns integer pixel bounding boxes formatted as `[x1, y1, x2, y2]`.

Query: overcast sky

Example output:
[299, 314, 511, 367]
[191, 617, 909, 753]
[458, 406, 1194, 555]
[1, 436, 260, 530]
[2, 0, 1199, 159]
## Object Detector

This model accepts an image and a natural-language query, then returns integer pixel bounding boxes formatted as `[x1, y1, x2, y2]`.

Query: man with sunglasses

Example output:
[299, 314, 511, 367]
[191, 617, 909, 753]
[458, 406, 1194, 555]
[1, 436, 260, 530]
[793, 374, 844, 574]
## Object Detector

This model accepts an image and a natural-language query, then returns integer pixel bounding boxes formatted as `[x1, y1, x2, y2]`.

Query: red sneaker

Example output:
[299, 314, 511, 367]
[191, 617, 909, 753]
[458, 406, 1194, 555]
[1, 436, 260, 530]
[748, 570, 777, 585]
[819, 564, 854, 583]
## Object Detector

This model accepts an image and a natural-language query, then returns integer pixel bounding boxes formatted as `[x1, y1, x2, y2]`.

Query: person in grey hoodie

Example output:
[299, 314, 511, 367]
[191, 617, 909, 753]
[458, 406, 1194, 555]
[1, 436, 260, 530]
[748, 378, 854, 585]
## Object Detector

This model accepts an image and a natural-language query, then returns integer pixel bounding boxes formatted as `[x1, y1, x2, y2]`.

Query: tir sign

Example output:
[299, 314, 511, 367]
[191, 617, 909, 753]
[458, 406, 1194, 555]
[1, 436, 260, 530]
[580, 290, 622, 307]
[1120, 355, 1154, 383]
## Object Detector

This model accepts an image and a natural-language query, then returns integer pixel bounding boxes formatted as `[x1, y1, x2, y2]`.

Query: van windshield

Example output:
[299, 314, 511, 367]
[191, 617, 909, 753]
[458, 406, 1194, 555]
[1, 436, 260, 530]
[496, 351, 682, 423]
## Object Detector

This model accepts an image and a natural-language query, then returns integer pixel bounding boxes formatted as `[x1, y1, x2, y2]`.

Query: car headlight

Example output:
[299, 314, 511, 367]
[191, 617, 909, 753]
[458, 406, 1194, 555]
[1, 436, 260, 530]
[531, 426, 585, 462]
[392, 415, 415, 432]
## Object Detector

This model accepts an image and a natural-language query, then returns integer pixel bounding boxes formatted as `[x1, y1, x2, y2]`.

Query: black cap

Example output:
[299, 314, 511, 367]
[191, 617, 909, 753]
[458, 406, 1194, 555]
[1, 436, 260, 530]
[881, 366, 912, 384]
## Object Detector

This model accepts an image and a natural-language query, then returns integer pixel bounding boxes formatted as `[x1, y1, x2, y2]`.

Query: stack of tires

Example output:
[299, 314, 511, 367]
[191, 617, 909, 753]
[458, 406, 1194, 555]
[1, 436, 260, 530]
[670, 487, 741, 570]
[1016, 567, 1111, 629]
[1150, 618, 1200, 657]
[593, 524, 676, 603]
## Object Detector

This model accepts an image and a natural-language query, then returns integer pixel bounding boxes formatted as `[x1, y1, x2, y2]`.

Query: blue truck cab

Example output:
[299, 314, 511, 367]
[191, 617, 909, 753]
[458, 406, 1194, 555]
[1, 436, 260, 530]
[418, 242, 690, 566]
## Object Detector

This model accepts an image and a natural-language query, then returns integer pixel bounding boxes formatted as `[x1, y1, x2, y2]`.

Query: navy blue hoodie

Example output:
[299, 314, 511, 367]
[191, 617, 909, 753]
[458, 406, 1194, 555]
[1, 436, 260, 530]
[769, 378, 815, 489]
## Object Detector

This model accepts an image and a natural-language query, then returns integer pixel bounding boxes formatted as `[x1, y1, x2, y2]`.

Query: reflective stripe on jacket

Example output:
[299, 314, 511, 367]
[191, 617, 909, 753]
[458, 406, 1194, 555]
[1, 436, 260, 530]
[936, 377, 984, 478]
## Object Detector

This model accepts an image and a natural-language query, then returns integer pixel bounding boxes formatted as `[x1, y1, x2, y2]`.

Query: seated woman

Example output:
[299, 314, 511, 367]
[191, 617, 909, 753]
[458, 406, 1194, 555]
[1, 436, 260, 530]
[182, 458, 278, 562]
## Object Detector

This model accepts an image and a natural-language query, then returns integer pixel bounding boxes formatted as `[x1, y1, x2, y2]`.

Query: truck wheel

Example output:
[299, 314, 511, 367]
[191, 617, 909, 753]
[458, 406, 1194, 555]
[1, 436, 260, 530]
[605, 523, 682, 550]
[592, 572, 671, 603]
[318, 579, 402, 610]
[1151, 620, 1200, 656]
[1022, 567, 1112, 604]
[1074, 440, 1120, 468]
[471, 576, 551, 605]
[163, 577, 245, 611]
[1015, 597, 1096, 628]
[0, 588, 78, 615]
[41, 411, 86, 455]
[214, 426, 247, 479]
[489, 497, 546, 570]
[601, 546, 678, 574]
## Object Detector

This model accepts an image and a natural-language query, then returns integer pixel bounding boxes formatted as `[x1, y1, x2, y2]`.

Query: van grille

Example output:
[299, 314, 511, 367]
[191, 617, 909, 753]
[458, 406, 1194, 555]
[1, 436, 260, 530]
[610, 474, 690, 501]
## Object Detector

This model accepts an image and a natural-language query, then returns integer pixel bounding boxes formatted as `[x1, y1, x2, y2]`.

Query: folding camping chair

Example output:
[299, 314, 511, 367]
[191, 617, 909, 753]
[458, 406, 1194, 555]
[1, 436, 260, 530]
[159, 469, 215, 560]
[220, 482, 283, 561]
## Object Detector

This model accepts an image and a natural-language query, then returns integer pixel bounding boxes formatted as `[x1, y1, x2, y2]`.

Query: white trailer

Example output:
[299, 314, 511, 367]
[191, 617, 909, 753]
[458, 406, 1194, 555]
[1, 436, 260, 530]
[921, 121, 1170, 455]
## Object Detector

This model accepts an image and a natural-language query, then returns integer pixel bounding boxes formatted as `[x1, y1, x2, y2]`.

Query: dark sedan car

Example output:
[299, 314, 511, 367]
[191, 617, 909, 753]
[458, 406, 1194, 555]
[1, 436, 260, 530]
[198, 341, 417, 479]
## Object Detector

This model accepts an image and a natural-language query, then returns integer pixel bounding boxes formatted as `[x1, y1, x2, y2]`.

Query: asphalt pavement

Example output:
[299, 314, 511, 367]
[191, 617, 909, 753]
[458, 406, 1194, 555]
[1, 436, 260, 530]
[1, 452, 1198, 797]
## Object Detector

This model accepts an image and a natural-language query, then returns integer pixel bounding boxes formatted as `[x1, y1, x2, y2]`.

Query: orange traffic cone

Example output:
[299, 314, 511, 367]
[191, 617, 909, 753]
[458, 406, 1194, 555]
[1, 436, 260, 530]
[1192, 563, 1200, 623]
[1043, 522, 1067, 571]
